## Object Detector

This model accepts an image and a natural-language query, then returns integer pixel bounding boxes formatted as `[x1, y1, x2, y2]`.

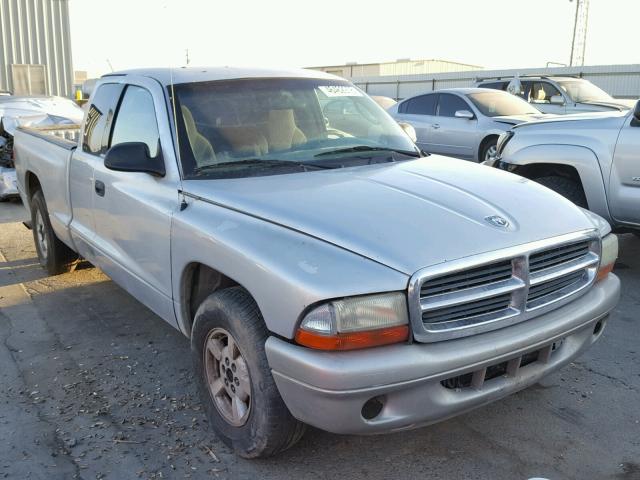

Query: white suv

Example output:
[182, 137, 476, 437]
[475, 75, 634, 114]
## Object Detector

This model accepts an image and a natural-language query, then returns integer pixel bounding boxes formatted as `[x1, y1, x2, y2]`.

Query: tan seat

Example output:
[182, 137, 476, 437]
[181, 106, 216, 166]
[218, 126, 269, 157]
[265, 109, 306, 151]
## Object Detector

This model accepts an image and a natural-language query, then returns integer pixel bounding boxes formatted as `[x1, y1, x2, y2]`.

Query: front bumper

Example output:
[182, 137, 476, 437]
[265, 274, 620, 435]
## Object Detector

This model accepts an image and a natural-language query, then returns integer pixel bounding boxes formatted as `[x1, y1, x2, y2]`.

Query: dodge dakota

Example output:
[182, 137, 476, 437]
[13, 67, 620, 458]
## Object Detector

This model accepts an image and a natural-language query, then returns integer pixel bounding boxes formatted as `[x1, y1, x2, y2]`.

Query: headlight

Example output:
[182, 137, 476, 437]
[295, 292, 409, 351]
[597, 233, 618, 281]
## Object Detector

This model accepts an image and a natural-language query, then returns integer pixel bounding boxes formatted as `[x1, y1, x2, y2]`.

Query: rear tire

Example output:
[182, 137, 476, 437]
[30, 189, 78, 275]
[191, 287, 305, 458]
[534, 175, 588, 208]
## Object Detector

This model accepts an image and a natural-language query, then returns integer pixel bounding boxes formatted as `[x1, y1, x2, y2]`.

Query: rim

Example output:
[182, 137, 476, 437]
[35, 208, 48, 259]
[484, 144, 497, 163]
[203, 327, 252, 426]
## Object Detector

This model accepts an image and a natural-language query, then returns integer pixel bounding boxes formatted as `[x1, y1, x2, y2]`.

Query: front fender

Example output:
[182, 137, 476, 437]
[171, 197, 409, 339]
[503, 143, 610, 221]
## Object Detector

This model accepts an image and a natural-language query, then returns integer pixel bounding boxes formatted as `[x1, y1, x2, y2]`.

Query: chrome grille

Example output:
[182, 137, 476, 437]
[409, 231, 600, 342]
[420, 260, 512, 297]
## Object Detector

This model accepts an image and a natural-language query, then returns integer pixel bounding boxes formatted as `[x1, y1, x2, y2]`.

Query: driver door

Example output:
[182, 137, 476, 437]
[608, 110, 640, 225]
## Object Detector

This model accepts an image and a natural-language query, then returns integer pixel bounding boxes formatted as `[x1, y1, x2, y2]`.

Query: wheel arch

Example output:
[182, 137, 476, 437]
[179, 262, 251, 337]
[504, 143, 611, 221]
[25, 170, 42, 199]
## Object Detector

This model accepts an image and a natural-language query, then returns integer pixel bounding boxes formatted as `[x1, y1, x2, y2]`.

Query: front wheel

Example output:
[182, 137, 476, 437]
[30, 189, 78, 275]
[191, 287, 305, 458]
[480, 138, 498, 163]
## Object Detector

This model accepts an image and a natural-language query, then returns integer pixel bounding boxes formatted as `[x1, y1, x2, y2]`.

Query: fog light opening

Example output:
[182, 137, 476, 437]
[361, 396, 385, 421]
[593, 319, 605, 335]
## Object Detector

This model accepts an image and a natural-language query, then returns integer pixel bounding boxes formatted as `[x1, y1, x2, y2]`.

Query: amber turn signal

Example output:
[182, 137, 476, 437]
[295, 325, 409, 351]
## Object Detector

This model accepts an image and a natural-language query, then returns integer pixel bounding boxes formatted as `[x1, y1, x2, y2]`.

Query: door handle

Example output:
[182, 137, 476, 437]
[432, 124, 440, 129]
[94, 180, 105, 197]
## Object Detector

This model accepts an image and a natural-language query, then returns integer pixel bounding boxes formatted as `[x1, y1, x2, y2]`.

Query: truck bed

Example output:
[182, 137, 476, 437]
[17, 124, 80, 150]
[13, 124, 81, 247]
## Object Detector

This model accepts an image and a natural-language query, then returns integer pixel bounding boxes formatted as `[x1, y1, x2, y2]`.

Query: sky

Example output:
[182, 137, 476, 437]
[69, 0, 640, 78]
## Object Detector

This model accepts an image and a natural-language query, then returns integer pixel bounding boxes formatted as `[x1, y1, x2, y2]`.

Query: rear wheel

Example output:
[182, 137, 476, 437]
[30, 189, 78, 275]
[191, 287, 305, 458]
[534, 175, 588, 208]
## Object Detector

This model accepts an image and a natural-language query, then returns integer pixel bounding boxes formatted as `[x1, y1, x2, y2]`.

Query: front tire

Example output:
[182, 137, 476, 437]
[480, 137, 498, 163]
[191, 287, 305, 458]
[534, 175, 588, 208]
[30, 189, 78, 275]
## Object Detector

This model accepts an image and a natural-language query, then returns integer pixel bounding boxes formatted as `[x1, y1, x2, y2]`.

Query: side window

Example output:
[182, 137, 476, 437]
[530, 82, 562, 104]
[82, 83, 124, 155]
[481, 81, 507, 91]
[437, 94, 470, 117]
[405, 94, 436, 115]
[110, 85, 160, 157]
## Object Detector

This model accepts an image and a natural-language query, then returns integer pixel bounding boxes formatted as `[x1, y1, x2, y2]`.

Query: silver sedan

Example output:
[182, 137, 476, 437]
[388, 87, 548, 162]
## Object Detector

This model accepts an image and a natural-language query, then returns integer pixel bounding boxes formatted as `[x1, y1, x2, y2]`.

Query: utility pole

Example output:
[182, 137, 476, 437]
[569, 0, 590, 66]
[185, 49, 190, 66]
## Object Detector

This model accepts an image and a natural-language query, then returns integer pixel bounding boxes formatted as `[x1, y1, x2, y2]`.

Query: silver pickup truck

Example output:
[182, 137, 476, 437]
[489, 102, 640, 236]
[13, 67, 620, 458]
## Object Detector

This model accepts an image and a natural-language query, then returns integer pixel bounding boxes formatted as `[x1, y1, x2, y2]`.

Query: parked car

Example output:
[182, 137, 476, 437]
[388, 88, 548, 162]
[486, 101, 640, 237]
[14, 67, 620, 458]
[476, 75, 635, 114]
[0, 95, 83, 200]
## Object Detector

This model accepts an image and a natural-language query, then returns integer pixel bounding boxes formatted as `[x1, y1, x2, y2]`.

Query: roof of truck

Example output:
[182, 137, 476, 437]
[104, 66, 341, 85]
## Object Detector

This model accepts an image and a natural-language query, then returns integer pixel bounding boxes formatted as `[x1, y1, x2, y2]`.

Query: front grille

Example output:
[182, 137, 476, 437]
[527, 270, 586, 308]
[420, 260, 512, 297]
[423, 292, 512, 327]
[529, 241, 590, 273]
[410, 232, 600, 342]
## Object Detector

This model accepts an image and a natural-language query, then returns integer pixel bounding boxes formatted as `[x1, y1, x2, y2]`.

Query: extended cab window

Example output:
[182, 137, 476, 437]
[437, 94, 469, 117]
[405, 94, 436, 115]
[82, 83, 124, 155]
[110, 85, 160, 157]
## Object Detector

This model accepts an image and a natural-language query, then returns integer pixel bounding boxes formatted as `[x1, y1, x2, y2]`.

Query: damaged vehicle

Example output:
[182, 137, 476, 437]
[13, 67, 620, 458]
[0, 95, 83, 200]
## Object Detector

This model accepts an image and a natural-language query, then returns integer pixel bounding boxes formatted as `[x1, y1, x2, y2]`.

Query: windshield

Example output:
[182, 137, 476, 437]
[171, 78, 419, 179]
[467, 91, 540, 117]
[557, 80, 613, 103]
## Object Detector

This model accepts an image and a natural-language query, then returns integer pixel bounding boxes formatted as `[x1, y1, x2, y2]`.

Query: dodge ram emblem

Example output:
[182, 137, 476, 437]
[485, 215, 510, 228]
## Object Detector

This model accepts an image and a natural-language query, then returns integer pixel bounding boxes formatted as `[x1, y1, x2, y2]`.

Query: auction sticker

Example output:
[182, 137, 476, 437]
[318, 85, 363, 97]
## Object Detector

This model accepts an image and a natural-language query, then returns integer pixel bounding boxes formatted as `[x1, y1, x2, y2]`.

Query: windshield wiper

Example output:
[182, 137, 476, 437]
[314, 145, 421, 158]
[193, 158, 335, 175]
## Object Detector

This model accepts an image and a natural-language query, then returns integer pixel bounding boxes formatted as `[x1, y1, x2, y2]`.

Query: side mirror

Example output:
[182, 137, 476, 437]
[398, 122, 417, 142]
[104, 142, 165, 177]
[634, 100, 640, 121]
[550, 95, 565, 105]
[454, 110, 475, 119]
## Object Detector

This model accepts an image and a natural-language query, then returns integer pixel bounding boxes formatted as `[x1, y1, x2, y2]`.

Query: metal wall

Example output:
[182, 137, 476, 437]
[0, 0, 74, 97]
[352, 64, 640, 100]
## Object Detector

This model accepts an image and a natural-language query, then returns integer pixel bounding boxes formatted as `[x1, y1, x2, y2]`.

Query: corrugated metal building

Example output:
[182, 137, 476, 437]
[352, 64, 640, 100]
[0, 0, 74, 97]
[309, 59, 482, 79]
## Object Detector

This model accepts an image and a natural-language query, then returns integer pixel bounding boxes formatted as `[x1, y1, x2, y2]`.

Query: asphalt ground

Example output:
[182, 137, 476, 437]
[0, 200, 638, 480]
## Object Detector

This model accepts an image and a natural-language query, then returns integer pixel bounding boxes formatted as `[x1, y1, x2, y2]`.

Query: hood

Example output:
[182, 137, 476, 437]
[579, 99, 634, 110]
[0, 96, 83, 135]
[512, 110, 628, 130]
[182, 158, 596, 275]
[493, 113, 551, 125]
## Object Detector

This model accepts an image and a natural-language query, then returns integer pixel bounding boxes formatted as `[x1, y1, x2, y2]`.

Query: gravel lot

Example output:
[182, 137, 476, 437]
[0, 200, 639, 480]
